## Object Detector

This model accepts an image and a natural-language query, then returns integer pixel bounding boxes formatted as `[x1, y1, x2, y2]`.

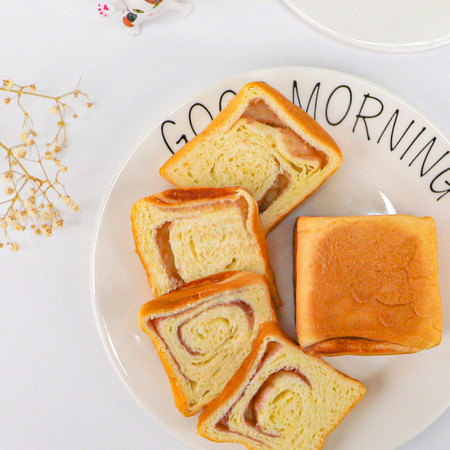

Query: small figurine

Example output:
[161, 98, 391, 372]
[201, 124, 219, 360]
[98, 0, 193, 35]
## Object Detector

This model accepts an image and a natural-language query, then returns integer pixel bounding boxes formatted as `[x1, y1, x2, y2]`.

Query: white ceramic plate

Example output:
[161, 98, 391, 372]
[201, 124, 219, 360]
[282, 0, 450, 53]
[91, 67, 450, 450]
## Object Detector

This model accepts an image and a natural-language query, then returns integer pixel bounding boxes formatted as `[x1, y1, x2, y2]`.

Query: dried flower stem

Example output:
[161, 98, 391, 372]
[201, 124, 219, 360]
[0, 79, 92, 250]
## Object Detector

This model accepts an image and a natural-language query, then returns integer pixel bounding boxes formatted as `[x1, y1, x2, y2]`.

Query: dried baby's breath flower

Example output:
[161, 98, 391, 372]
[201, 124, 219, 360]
[69, 202, 79, 213]
[0, 78, 92, 250]
[14, 222, 25, 231]
[24, 200, 34, 210]
[16, 210, 28, 221]
[62, 195, 72, 205]
[41, 224, 52, 237]
[62, 195, 79, 213]
[3, 79, 14, 90]
[40, 208, 55, 221]
[13, 146, 26, 158]
[53, 219, 63, 229]
[2, 171, 13, 182]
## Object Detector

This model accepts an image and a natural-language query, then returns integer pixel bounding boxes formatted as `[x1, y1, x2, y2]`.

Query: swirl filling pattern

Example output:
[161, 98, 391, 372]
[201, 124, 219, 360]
[198, 323, 366, 449]
[139, 272, 278, 416]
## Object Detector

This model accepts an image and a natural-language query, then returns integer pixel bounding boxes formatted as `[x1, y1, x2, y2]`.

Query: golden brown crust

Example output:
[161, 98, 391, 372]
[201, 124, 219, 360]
[295, 215, 442, 356]
[139, 271, 275, 318]
[160, 82, 343, 234]
[164, 270, 242, 295]
[198, 322, 366, 447]
[130, 212, 159, 295]
[144, 327, 191, 414]
[303, 338, 420, 356]
[139, 272, 279, 417]
[131, 186, 280, 305]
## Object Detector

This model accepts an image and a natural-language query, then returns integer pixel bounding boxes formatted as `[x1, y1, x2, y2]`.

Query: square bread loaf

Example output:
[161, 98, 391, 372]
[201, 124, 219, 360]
[295, 215, 442, 356]
[139, 271, 278, 416]
[197, 322, 366, 450]
[160, 82, 343, 234]
[131, 186, 279, 304]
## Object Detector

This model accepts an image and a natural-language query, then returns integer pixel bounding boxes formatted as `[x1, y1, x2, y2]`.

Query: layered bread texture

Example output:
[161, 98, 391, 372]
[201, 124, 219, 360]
[131, 186, 279, 304]
[160, 82, 343, 233]
[198, 322, 365, 450]
[139, 271, 278, 416]
[295, 215, 442, 356]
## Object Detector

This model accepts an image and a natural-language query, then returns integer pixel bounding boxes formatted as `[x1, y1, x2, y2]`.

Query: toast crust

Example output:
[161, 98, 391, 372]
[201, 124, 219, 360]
[295, 215, 442, 356]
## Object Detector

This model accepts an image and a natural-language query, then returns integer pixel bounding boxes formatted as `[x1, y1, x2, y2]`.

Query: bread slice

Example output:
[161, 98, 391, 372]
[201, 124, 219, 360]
[138, 271, 278, 417]
[131, 186, 279, 304]
[198, 322, 365, 450]
[295, 215, 442, 356]
[160, 81, 343, 233]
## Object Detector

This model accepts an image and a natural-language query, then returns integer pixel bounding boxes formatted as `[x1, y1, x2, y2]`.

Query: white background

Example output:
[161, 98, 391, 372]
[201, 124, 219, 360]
[1, 1, 449, 449]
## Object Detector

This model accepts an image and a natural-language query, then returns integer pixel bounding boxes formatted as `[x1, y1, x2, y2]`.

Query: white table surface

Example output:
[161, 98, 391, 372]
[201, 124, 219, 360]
[1, 1, 449, 449]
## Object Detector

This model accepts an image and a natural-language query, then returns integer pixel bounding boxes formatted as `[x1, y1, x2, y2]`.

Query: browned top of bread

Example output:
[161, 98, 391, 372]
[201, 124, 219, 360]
[295, 215, 442, 355]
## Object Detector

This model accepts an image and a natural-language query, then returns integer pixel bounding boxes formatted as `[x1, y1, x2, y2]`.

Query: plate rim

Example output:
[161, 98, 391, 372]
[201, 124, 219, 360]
[89, 65, 450, 450]
[281, 0, 450, 53]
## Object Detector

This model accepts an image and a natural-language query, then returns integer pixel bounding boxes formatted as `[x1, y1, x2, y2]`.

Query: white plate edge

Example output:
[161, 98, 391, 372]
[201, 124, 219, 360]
[281, 0, 450, 54]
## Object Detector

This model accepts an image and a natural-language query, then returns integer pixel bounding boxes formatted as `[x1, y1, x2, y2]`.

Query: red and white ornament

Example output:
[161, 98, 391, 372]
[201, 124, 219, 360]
[98, 0, 192, 35]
